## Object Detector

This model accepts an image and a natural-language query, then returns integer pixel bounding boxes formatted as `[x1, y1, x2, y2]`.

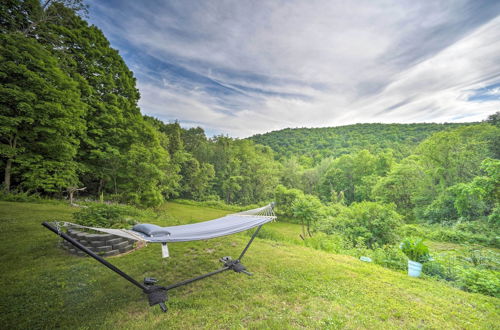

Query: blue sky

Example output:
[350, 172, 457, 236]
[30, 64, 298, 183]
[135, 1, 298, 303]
[87, 0, 500, 137]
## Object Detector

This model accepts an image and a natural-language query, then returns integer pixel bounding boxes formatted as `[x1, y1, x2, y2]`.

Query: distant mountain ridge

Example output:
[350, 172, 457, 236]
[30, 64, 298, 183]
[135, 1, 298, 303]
[248, 122, 474, 160]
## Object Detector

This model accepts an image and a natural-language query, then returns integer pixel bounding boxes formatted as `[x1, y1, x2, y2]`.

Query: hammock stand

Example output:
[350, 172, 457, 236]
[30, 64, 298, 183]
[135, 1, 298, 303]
[42, 203, 275, 313]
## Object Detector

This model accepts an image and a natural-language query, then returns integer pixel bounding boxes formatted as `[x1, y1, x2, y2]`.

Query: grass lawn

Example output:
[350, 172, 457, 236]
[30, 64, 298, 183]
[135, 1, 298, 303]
[0, 201, 499, 329]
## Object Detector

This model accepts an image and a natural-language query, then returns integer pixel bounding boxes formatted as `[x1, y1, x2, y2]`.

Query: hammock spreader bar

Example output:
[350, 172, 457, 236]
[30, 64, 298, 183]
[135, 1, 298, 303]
[42, 221, 264, 313]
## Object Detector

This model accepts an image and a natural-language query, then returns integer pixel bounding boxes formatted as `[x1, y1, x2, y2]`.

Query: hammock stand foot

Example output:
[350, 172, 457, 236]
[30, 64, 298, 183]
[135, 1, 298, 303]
[42, 222, 263, 313]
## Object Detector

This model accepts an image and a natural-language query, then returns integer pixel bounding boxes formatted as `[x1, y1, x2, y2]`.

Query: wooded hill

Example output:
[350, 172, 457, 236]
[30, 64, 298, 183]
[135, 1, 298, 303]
[249, 123, 472, 162]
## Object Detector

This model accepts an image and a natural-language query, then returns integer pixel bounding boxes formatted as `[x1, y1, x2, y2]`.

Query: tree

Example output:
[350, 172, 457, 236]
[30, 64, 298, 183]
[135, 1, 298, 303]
[317, 201, 402, 248]
[373, 156, 428, 220]
[0, 33, 85, 192]
[319, 150, 378, 204]
[486, 111, 500, 127]
[292, 194, 324, 238]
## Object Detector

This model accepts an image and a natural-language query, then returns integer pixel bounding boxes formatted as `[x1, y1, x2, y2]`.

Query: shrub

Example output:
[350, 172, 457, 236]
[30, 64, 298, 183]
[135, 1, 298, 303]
[73, 203, 141, 228]
[317, 201, 403, 248]
[371, 245, 407, 271]
[400, 238, 431, 263]
[0, 190, 55, 203]
[398, 224, 426, 238]
[303, 232, 345, 253]
[488, 204, 500, 224]
[422, 253, 461, 282]
[274, 184, 304, 217]
[401, 223, 498, 248]
[459, 268, 500, 297]
[458, 247, 500, 270]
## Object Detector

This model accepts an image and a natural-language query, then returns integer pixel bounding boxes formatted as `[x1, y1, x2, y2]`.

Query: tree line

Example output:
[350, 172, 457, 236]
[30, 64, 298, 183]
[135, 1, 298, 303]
[274, 120, 499, 239]
[0, 0, 279, 206]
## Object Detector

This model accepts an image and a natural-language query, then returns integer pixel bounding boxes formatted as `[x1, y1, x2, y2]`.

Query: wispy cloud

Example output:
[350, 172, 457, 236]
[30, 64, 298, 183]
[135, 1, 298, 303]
[88, 0, 500, 137]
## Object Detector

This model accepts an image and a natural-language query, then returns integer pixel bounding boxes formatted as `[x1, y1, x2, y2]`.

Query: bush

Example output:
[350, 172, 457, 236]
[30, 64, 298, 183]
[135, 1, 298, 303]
[317, 201, 403, 248]
[0, 190, 56, 203]
[73, 203, 142, 228]
[274, 184, 304, 217]
[422, 254, 461, 282]
[398, 224, 426, 238]
[488, 204, 500, 224]
[372, 245, 407, 271]
[400, 238, 431, 263]
[303, 232, 345, 253]
[400, 223, 498, 248]
[459, 268, 500, 297]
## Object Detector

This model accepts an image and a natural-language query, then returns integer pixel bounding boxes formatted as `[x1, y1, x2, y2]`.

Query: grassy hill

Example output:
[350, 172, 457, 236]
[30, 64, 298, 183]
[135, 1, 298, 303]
[248, 123, 472, 160]
[1, 201, 498, 329]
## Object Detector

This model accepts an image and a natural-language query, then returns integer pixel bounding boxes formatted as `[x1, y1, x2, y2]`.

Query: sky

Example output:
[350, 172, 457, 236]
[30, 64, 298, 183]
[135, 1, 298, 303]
[87, 0, 500, 138]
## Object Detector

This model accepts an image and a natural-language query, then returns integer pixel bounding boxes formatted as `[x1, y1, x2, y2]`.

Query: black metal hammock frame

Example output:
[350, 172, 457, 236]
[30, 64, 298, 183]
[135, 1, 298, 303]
[42, 220, 265, 313]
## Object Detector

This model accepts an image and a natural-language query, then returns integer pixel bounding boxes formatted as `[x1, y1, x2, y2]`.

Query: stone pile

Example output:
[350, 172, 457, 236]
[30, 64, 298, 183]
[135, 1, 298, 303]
[61, 228, 135, 257]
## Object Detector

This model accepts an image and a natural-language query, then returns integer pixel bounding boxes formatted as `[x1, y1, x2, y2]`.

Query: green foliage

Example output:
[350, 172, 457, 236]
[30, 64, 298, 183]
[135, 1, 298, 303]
[72, 203, 141, 228]
[371, 245, 408, 271]
[416, 124, 498, 200]
[400, 238, 431, 263]
[0, 32, 85, 193]
[303, 232, 345, 253]
[450, 182, 488, 220]
[291, 193, 324, 237]
[373, 156, 427, 220]
[421, 188, 459, 223]
[485, 111, 500, 127]
[274, 184, 304, 217]
[318, 149, 387, 204]
[488, 204, 500, 224]
[400, 223, 498, 248]
[318, 201, 403, 248]
[0, 190, 58, 203]
[173, 199, 260, 212]
[459, 268, 500, 297]
[250, 123, 470, 161]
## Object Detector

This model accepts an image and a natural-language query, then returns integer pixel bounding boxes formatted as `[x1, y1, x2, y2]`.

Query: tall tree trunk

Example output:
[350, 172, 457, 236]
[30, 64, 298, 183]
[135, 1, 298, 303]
[3, 158, 12, 192]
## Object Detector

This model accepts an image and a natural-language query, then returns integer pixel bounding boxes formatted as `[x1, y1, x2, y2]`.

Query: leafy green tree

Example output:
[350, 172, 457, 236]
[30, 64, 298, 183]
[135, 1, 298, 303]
[292, 194, 324, 237]
[317, 201, 403, 248]
[451, 182, 487, 220]
[0, 33, 85, 193]
[274, 184, 305, 217]
[319, 150, 378, 204]
[373, 156, 428, 220]
[280, 157, 303, 188]
[486, 111, 500, 127]
[416, 125, 498, 189]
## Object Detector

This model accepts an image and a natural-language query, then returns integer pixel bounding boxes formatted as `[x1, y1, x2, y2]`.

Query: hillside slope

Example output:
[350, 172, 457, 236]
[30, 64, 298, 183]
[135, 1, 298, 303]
[1, 201, 498, 329]
[249, 123, 472, 160]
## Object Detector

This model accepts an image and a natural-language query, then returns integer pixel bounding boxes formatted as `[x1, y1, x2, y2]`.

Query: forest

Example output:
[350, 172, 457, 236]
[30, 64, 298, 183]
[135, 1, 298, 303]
[1, 0, 499, 301]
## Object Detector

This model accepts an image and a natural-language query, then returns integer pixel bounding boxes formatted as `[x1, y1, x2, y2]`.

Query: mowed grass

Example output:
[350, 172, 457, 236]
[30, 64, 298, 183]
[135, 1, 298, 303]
[0, 201, 499, 329]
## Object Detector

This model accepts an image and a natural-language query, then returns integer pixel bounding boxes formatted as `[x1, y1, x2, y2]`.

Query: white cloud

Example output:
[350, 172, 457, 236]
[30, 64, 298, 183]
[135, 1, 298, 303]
[88, 0, 500, 137]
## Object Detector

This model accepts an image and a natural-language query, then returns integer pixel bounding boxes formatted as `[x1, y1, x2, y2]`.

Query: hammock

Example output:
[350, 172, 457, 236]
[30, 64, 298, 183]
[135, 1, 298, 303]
[42, 203, 276, 312]
[60, 203, 275, 243]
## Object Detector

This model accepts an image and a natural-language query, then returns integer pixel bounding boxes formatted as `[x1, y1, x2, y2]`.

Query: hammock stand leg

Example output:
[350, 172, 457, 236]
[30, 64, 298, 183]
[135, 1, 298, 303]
[165, 224, 263, 290]
[42, 222, 264, 312]
[42, 222, 168, 311]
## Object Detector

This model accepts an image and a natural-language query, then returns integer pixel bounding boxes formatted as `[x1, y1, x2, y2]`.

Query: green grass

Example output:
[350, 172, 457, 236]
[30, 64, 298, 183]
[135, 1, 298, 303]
[1, 201, 499, 329]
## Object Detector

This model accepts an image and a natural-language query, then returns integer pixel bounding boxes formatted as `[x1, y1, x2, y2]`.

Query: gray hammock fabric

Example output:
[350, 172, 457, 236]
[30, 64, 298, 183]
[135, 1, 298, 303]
[61, 203, 276, 244]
